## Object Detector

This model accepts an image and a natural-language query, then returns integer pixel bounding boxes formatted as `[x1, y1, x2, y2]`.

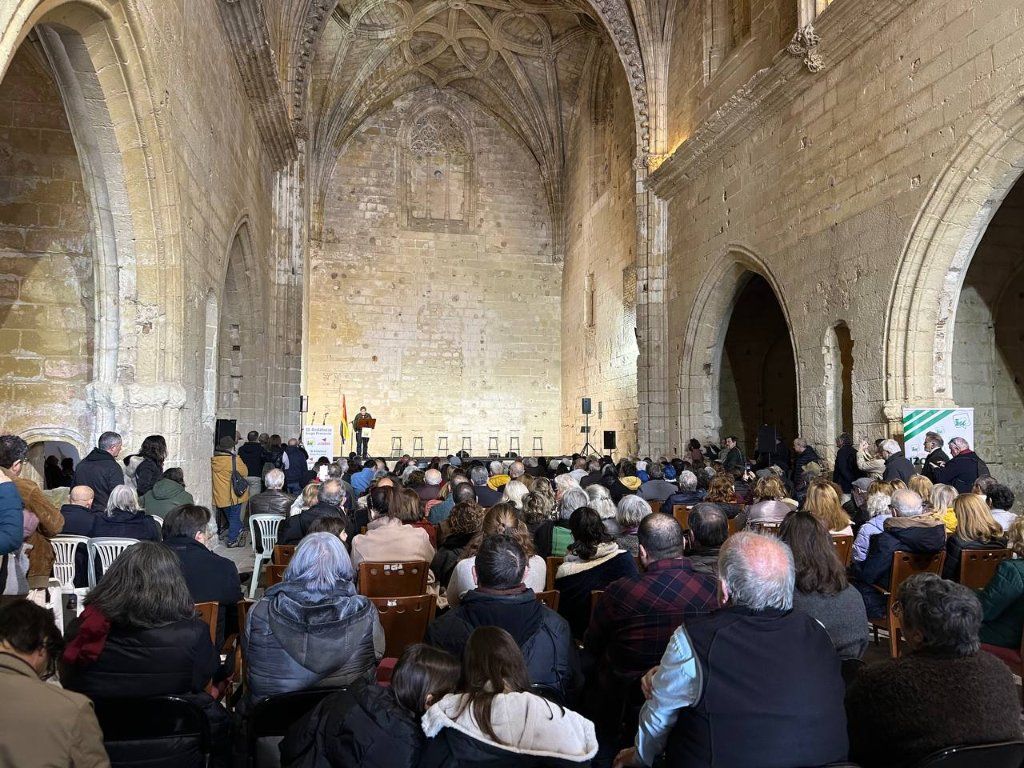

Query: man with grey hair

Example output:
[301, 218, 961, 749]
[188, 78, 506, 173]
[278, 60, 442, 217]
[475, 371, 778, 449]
[921, 431, 949, 482]
[850, 488, 945, 619]
[508, 460, 527, 484]
[74, 430, 125, 512]
[790, 436, 822, 486]
[580, 459, 604, 488]
[471, 464, 502, 508]
[248, 468, 294, 520]
[414, 467, 444, 514]
[615, 532, 847, 768]
[638, 462, 676, 504]
[553, 471, 581, 503]
[880, 438, 915, 483]
[569, 457, 588, 483]
[276, 478, 352, 546]
[659, 470, 704, 514]
[934, 436, 990, 494]
[534, 486, 588, 557]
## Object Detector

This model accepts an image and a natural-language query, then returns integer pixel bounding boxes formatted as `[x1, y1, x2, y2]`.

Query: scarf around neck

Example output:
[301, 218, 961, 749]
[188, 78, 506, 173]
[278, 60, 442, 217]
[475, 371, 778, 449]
[62, 605, 111, 666]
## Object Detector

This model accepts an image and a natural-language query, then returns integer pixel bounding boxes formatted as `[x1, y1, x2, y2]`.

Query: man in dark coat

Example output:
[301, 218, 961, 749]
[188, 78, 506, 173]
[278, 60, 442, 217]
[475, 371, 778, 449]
[934, 437, 990, 494]
[282, 438, 310, 495]
[238, 430, 271, 496]
[790, 437, 821, 484]
[832, 433, 860, 494]
[720, 436, 745, 474]
[881, 439, 916, 483]
[60, 485, 96, 587]
[73, 431, 125, 512]
[425, 533, 580, 700]
[921, 431, 950, 483]
[162, 504, 242, 643]
[276, 479, 354, 547]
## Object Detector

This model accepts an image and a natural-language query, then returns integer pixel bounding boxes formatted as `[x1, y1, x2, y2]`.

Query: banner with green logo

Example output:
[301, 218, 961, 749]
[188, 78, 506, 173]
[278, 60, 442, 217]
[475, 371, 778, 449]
[902, 407, 974, 459]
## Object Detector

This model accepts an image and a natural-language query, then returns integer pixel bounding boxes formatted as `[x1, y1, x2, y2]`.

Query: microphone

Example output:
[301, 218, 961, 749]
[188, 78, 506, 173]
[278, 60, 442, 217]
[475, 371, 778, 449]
[322, 411, 330, 425]
[310, 411, 317, 426]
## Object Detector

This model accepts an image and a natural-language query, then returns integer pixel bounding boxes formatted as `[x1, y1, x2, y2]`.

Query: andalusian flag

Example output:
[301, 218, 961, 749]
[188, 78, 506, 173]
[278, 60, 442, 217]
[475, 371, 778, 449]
[341, 395, 352, 446]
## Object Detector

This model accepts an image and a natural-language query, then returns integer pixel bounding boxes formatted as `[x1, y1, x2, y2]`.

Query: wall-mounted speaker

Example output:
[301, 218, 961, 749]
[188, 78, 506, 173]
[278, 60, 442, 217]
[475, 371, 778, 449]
[582, 398, 592, 415]
[603, 430, 616, 450]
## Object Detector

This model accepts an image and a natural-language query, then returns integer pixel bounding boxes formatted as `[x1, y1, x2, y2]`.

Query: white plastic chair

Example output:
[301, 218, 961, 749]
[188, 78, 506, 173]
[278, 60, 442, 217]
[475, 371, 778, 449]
[248, 514, 284, 598]
[87, 537, 139, 587]
[51, 535, 90, 590]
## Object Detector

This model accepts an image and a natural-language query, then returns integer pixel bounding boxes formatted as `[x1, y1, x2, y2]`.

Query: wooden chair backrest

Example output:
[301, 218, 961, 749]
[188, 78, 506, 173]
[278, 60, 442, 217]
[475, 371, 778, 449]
[265, 564, 287, 588]
[358, 561, 430, 597]
[960, 549, 1013, 590]
[545, 556, 564, 591]
[750, 521, 782, 536]
[535, 589, 560, 611]
[832, 535, 854, 567]
[194, 602, 218, 645]
[369, 594, 436, 658]
[888, 551, 946, 605]
[727, 517, 742, 536]
[673, 505, 691, 530]
[273, 545, 295, 566]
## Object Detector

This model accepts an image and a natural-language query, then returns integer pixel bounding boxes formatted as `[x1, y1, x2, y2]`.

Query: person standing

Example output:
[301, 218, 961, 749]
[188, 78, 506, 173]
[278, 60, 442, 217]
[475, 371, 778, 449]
[354, 406, 373, 458]
[238, 431, 270, 499]
[73, 431, 125, 513]
[921, 431, 951, 483]
[832, 432, 860, 495]
[720, 436, 745, 474]
[211, 436, 249, 547]
[934, 437, 990, 494]
[282, 438, 309, 496]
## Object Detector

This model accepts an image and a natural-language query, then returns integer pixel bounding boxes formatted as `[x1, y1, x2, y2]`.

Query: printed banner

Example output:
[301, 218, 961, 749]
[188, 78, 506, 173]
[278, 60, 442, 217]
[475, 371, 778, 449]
[902, 407, 974, 459]
[302, 425, 335, 468]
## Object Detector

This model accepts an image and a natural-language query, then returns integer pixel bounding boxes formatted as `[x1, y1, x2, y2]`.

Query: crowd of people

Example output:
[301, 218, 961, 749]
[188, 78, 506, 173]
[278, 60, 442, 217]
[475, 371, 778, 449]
[0, 427, 1022, 767]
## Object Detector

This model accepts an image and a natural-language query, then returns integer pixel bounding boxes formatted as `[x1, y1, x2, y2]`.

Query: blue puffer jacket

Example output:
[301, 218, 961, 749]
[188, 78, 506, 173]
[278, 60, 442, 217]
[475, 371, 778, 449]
[243, 579, 384, 701]
[0, 484, 22, 556]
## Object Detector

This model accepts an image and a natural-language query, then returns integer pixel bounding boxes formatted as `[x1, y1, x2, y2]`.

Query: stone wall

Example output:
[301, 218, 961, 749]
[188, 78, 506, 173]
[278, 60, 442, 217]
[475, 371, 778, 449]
[561, 55, 639, 457]
[307, 92, 561, 458]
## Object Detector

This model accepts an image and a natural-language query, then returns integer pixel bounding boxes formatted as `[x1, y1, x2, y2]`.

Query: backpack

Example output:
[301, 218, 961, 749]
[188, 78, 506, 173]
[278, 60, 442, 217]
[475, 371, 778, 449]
[230, 454, 248, 497]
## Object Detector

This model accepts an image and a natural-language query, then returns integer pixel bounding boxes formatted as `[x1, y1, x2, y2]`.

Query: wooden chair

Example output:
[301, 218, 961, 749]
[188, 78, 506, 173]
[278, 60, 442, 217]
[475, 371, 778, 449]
[960, 548, 1013, 590]
[369, 594, 436, 658]
[535, 589, 560, 611]
[750, 521, 782, 536]
[869, 550, 945, 658]
[358, 561, 429, 597]
[545, 556, 564, 591]
[265, 564, 287, 588]
[727, 517, 742, 536]
[272, 545, 295, 566]
[673, 505, 691, 531]
[194, 602, 219, 645]
[832, 535, 854, 566]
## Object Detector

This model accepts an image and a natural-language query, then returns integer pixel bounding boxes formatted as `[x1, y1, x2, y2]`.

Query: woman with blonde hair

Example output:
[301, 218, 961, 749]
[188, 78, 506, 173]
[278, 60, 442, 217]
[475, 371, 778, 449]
[930, 483, 960, 534]
[289, 482, 320, 516]
[705, 473, 742, 518]
[803, 479, 852, 536]
[743, 475, 794, 529]
[979, 516, 1024, 649]
[943, 493, 1007, 582]
[908, 474, 933, 504]
[445, 503, 546, 605]
[501, 479, 529, 510]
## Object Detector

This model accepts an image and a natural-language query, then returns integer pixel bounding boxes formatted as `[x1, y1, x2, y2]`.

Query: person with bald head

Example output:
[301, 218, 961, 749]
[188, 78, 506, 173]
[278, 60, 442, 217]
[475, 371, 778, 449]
[59, 486, 95, 537]
[614, 532, 848, 768]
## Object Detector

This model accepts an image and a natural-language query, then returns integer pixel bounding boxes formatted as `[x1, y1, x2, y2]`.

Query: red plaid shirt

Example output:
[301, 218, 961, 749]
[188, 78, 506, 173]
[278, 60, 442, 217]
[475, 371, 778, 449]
[584, 557, 719, 681]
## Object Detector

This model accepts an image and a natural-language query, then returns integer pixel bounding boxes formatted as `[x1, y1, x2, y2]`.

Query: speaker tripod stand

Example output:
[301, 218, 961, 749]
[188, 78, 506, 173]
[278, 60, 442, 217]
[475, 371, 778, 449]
[579, 411, 598, 457]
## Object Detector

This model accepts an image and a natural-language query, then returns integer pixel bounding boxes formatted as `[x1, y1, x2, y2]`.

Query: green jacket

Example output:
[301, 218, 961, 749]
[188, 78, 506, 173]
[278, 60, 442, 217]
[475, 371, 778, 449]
[979, 558, 1024, 649]
[141, 478, 195, 518]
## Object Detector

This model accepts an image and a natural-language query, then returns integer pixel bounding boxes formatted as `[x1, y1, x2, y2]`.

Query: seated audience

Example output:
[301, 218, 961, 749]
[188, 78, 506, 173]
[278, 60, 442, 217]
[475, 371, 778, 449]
[162, 504, 242, 643]
[851, 483, 896, 563]
[248, 468, 294, 518]
[534, 487, 588, 558]
[942, 492, 1007, 582]
[586, 513, 717, 690]
[486, 460, 511, 491]
[638, 462, 676, 504]
[349, 460, 376, 497]
[277, 479, 352, 546]
[433, 498, 485, 582]
[502, 479, 530, 510]
[89, 484, 161, 541]
[397, 486, 436, 546]
[281, 644, 461, 768]
[929, 482, 959, 534]
[416, 468, 444, 511]
[741, 475, 793, 529]
[686, 502, 728, 575]
[431, 480, 473, 526]
[609, 461, 642, 504]
[555, 507, 639, 638]
[289, 481, 321, 517]
[0, 600, 107, 768]
[615, 532, 848, 768]
[803, 478, 853, 535]
[907, 473, 933, 510]
[522, 490, 555, 538]
[446, 504, 547, 604]
[59, 485, 95, 537]
[429, 534, 578, 698]
[659, 470, 704, 514]
[420, 626, 598, 767]
[703, 474, 743, 519]
[350, 486, 435, 570]
[844, 477, 874, 526]
[979, 517, 1024, 649]
[141, 466, 194, 517]
[988, 483, 1017, 531]
[579, 460, 604, 489]
[779, 511, 868, 659]
[846, 574, 1022, 767]
[244, 532, 383, 700]
[614, 495, 650, 557]
[554, 472, 581, 503]
[471, 465, 503, 508]
[850, 489, 946, 619]
[586, 483, 619, 536]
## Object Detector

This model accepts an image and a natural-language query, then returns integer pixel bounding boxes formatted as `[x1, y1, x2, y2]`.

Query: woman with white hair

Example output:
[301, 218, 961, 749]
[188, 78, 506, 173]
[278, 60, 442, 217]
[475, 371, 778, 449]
[587, 483, 620, 536]
[614, 495, 651, 556]
[88, 484, 161, 542]
[501, 479, 529, 510]
[244, 532, 384, 701]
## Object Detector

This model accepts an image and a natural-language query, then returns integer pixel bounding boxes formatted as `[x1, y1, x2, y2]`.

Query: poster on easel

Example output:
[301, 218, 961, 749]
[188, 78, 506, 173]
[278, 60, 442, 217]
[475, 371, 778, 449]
[303, 425, 335, 468]
[902, 407, 974, 460]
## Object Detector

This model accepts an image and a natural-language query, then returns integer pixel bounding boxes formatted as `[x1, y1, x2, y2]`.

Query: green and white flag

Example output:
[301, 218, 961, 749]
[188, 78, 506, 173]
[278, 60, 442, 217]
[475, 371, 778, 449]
[902, 407, 974, 459]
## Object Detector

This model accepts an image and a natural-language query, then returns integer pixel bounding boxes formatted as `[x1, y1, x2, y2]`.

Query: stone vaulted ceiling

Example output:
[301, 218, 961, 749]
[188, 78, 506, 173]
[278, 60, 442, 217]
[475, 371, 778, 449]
[305, 0, 612, 246]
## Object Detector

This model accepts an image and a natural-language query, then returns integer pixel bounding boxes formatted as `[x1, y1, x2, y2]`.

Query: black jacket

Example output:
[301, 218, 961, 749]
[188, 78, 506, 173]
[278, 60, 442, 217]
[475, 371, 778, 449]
[851, 519, 947, 589]
[249, 489, 294, 519]
[238, 442, 270, 479]
[832, 445, 860, 494]
[660, 490, 705, 515]
[281, 684, 422, 768]
[60, 503, 94, 588]
[277, 503, 353, 547]
[533, 520, 571, 559]
[921, 448, 950, 483]
[934, 451, 990, 494]
[426, 589, 580, 698]
[792, 446, 822, 482]
[89, 508, 161, 542]
[474, 485, 503, 508]
[882, 451, 916, 484]
[132, 456, 163, 499]
[73, 448, 124, 512]
[942, 536, 1007, 582]
[164, 535, 242, 642]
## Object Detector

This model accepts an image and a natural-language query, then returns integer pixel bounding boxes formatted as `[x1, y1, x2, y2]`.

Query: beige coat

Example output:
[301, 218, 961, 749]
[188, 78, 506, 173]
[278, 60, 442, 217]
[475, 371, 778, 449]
[0, 652, 109, 767]
[350, 516, 435, 570]
[210, 451, 250, 509]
